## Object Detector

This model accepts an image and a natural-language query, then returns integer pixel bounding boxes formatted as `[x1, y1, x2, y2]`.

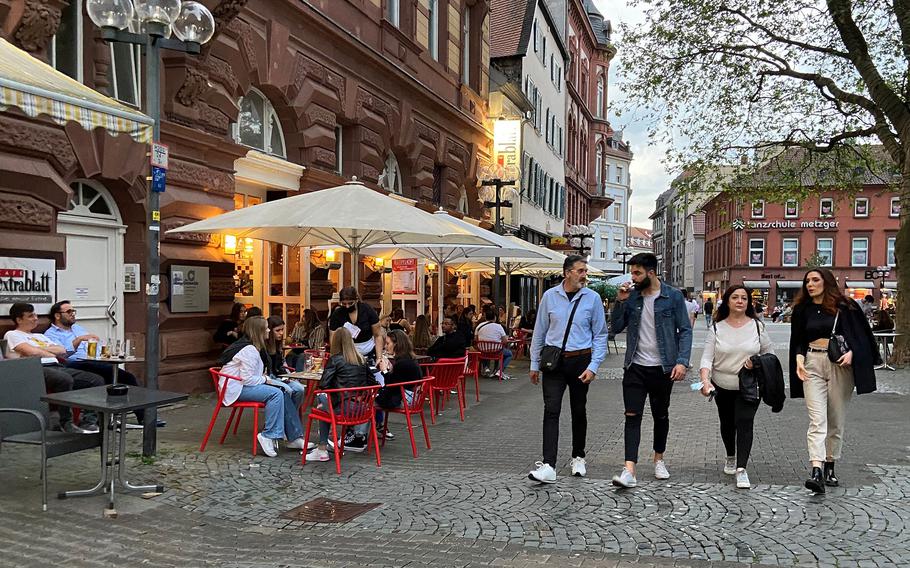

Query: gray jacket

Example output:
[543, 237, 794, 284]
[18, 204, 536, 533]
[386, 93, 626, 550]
[610, 282, 693, 372]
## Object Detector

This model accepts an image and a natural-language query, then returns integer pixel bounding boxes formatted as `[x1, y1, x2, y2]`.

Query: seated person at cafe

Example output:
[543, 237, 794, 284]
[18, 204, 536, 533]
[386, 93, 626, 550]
[213, 302, 246, 347]
[376, 330, 423, 409]
[3, 302, 103, 433]
[45, 300, 146, 427]
[475, 305, 513, 379]
[388, 308, 411, 334]
[427, 317, 466, 360]
[264, 315, 306, 406]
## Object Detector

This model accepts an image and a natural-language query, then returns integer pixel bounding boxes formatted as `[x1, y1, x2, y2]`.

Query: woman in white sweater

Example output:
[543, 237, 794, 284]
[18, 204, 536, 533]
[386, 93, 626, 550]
[699, 285, 772, 489]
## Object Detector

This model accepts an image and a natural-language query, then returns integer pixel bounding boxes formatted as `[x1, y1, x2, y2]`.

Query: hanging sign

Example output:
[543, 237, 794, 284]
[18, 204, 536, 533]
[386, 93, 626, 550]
[151, 166, 167, 193]
[0, 257, 55, 313]
[150, 142, 169, 169]
[392, 258, 418, 294]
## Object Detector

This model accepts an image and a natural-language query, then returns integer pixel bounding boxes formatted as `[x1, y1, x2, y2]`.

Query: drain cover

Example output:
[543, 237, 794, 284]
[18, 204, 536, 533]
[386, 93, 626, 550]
[280, 498, 381, 523]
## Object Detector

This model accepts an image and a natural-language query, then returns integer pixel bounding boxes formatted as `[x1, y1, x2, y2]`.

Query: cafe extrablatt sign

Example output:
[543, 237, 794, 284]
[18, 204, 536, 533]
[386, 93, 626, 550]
[0, 257, 55, 313]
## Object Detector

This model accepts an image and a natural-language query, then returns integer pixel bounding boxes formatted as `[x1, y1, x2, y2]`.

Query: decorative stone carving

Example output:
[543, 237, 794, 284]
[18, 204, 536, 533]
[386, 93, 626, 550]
[167, 159, 234, 195]
[198, 104, 231, 134]
[304, 105, 336, 128]
[0, 194, 54, 228]
[203, 57, 239, 95]
[175, 66, 210, 108]
[13, 0, 62, 53]
[161, 219, 219, 244]
[212, 0, 249, 31]
[0, 117, 77, 172]
[414, 120, 440, 146]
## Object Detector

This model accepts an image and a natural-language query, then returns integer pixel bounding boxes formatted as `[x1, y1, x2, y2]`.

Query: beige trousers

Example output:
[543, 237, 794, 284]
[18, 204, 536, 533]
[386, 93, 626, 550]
[804, 350, 855, 462]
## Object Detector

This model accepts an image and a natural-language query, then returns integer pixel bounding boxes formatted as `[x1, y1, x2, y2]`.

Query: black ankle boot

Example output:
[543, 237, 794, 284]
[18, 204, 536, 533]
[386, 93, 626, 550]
[824, 461, 838, 487]
[805, 467, 825, 494]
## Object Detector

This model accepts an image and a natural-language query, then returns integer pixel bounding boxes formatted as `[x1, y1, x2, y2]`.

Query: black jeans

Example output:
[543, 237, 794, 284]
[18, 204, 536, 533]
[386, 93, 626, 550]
[541, 354, 591, 467]
[622, 363, 674, 463]
[713, 385, 759, 468]
[66, 360, 145, 423]
[42, 365, 104, 427]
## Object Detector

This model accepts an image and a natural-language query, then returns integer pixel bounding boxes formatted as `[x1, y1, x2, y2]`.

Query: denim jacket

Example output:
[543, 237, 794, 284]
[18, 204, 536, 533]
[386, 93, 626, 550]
[610, 282, 693, 372]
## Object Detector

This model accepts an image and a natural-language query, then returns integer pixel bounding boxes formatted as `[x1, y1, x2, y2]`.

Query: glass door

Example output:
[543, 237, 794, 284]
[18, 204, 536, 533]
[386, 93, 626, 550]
[265, 242, 304, 331]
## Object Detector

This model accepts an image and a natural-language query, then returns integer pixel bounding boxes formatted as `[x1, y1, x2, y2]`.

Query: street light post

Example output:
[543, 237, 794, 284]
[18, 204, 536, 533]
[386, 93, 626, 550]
[615, 248, 633, 273]
[480, 175, 515, 307]
[87, 0, 215, 456]
[566, 224, 594, 257]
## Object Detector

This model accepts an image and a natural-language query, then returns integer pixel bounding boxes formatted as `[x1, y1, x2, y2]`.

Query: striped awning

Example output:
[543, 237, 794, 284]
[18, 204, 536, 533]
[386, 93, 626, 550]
[0, 38, 152, 143]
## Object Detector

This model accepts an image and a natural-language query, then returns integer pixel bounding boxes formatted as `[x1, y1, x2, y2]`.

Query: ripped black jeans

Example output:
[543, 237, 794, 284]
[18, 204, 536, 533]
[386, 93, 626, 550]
[622, 363, 674, 463]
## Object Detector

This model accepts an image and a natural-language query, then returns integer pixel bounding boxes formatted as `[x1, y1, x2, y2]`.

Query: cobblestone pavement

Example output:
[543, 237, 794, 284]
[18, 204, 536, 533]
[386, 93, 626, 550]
[1, 332, 909, 567]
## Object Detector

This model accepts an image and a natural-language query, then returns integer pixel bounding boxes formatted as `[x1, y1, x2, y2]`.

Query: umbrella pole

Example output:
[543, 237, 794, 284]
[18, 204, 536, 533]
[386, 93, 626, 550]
[505, 267, 512, 325]
[438, 261, 445, 336]
[351, 247, 360, 293]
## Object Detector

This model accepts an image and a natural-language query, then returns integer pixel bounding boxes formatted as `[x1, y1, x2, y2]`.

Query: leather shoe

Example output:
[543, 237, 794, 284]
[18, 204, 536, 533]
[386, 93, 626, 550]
[805, 466, 825, 494]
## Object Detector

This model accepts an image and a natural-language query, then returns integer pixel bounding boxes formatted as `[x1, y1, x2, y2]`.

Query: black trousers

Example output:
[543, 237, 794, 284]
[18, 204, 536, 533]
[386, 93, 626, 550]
[66, 360, 145, 423]
[42, 365, 104, 426]
[541, 354, 591, 467]
[622, 363, 674, 463]
[713, 385, 759, 468]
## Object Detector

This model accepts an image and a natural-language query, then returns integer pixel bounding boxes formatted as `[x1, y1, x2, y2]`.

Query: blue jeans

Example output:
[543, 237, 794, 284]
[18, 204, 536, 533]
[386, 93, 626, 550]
[236, 383, 303, 441]
[315, 393, 369, 445]
[502, 348, 513, 371]
[268, 377, 305, 408]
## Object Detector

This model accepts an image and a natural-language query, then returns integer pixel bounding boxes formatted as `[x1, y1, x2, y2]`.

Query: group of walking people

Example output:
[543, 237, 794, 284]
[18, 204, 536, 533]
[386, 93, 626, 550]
[527, 252, 880, 494]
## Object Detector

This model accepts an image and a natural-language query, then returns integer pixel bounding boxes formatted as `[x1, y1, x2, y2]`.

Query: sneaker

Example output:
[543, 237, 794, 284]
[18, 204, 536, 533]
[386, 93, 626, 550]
[612, 467, 637, 488]
[735, 468, 751, 489]
[384, 431, 395, 440]
[344, 436, 367, 453]
[654, 460, 670, 480]
[327, 431, 357, 451]
[306, 448, 330, 462]
[570, 457, 587, 477]
[257, 433, 278, 457]
[528, 461, 557, 484]
[286, 437, 308, 450]
[62, 422, 90, 434]
[501, 373, 513, 380]
[79, 423, 100, 434]
[307, 441, 317, 451]
[723, 456, 737, 475]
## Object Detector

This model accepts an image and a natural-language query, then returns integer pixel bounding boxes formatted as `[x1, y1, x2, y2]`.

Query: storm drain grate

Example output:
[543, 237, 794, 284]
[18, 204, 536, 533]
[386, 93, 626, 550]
[280, 498, 381, 523]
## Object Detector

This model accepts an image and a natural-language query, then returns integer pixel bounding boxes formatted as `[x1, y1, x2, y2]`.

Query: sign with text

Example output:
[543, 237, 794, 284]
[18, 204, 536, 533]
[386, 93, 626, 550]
[0, 257, 55, 313]
[392, 258, 418, 294]
[493, 119, 521, 177]
[151, 166, 167, 193]
[169, 265, 209, 313]
[151, 142, 169, 169]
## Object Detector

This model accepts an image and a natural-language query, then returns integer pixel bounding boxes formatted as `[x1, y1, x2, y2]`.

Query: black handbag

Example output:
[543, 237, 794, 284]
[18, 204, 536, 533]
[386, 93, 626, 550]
[827, 310, 850, 363]
[539, 296, 582, 373]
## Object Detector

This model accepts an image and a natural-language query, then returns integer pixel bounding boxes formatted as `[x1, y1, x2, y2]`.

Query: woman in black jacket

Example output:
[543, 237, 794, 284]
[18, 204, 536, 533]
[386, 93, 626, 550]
[377, 329, 423, 409]
[789, 268, 880, 493]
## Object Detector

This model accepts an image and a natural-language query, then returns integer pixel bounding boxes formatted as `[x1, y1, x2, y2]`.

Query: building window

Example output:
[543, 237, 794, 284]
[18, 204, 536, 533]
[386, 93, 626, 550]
[379, 151, 403, 194]
[533, 20, 539, 52]
[816, 238, 834, 266]
[595, 144, 603, 185]
[854, 197, 869, 217]
[67, 181, 115, 218]
[616, 165, 623, 184]
[891, 196, 901, 217]
[387, 0, 400, 27]
[851, 237, 869, 267]
[334, 125, 343, 174]
[545, 108, 550, 143]
[887, 236, 896, 266]
[596, 75, 604, 118]
[600, 237, 607, 259]
[107, 43, 141, 106]
[461, 8, 470, 84]
[751, 200, 765, 219]
[748, 239, 765, 267]
[234, 89, 287, 159]
[428, 0, 438, 60]
[782, 238, 799, 267]
[820, 197, 834, 218]
[50, 0, 82, 81]
[613, 203, 622, 222]
[542, 36, 547, 61]
[785, 200, 799, 218]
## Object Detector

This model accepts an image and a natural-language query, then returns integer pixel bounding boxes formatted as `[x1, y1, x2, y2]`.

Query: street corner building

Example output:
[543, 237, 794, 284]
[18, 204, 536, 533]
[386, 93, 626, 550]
[0, 0, 497, 392]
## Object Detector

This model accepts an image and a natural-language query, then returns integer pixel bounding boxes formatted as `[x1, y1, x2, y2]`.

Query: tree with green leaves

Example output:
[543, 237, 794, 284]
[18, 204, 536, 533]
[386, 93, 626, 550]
[804, 252, 829, 269]
[620, 0, 910, 361]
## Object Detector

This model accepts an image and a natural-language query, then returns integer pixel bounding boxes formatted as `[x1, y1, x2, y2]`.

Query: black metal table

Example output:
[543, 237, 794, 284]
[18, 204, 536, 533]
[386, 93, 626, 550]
[41, 386, 187, 510]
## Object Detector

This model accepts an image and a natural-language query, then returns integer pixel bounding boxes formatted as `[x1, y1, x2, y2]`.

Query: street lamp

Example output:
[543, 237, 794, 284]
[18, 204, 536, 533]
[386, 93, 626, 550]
[479, 163, 519, 307]
[87, 0, 216, 456]
[614, 246, 633, 273]
[566, 224, 594, 257]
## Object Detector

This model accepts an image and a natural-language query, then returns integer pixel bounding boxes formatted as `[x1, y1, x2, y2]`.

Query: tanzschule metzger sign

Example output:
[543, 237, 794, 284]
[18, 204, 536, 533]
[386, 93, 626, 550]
[0, 257, 55, 313]
[747, 219, 840, 230]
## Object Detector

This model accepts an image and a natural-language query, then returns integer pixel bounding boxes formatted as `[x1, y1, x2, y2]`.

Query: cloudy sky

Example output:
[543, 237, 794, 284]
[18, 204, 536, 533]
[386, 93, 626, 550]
[592, 0, 674, 228]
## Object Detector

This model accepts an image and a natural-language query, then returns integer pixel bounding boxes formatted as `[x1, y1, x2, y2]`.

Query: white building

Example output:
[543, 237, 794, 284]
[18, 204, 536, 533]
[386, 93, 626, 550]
[590, 135, 633, 275]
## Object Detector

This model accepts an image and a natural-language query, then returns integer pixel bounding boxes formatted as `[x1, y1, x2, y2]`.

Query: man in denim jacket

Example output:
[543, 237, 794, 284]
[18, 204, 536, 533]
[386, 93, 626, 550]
[609, 253, 692, 488]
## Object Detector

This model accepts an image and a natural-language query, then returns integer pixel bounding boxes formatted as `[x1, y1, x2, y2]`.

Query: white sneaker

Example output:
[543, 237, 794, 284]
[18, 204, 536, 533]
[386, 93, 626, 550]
[307, 441, 317, 451]
[528, 461, 557, 484]
[257, 433, 277, 457]
[306, 448, 330, 462]
[654, 460, 670, 480]
[735, 468, 751, 489]
[723, 457, 737, 475]
[570, 457, 587, 477]
[612, 467, 637, 488]
[286, 437, 308, 450]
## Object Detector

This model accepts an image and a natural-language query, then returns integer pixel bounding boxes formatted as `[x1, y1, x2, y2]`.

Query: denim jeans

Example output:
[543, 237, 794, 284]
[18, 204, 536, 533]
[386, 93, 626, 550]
[236, 383, 303, 441]
[315, 393, 369, 445]
[502, 348, 513, 370]
[622, 363, 674, 463]
[268, 377, 305, 408]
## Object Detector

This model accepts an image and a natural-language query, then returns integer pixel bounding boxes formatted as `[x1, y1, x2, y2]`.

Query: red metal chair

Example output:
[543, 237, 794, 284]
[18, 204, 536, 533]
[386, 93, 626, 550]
[511, 329, 529, 358]
[200, 367, 266, 456]
[464, 351, 481, 402]
[424, 358, 467, 423]
[379, 377, 433, 458]
[475, 340, 506, 381]
[302, 385, 381, 474]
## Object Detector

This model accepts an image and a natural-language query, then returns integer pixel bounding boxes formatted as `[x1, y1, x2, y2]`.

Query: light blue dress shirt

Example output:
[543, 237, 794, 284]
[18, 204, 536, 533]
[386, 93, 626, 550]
[44, 323, 90, 361]
[530, 285, 608, 374]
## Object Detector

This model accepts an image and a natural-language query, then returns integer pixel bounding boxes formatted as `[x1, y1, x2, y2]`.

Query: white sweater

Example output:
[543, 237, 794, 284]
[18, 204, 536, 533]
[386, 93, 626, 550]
[699, 319, 772, 390]
[219, 345, 267, 406]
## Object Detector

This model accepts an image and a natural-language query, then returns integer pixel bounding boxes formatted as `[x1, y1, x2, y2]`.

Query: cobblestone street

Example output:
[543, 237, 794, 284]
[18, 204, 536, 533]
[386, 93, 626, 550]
[2, 324, 908, 567]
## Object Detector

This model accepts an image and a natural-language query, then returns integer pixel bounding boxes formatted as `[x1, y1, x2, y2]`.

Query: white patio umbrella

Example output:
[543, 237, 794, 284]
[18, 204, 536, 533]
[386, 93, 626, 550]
[167, 180, 502, 291]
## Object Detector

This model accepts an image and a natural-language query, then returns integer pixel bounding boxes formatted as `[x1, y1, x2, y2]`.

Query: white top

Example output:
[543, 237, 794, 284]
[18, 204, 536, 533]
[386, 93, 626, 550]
[475, 321, 507, 343]
[219, 345, 267, 406]
[685, 299, 699, 315]
[700, 319, 772, 390]
[632, 293, 662, 366]
[3, 330, 60, 364]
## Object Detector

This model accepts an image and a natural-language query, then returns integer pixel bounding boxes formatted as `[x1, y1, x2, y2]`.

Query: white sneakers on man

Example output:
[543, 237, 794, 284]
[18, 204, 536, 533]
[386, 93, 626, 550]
[611, 467, 637, 488]
[723, 456, 737, 475]
[570, 457, 587, 477]
[654, 460, 670, 480]
[256, 433, 277, 457]
[528, 461, 557, 484]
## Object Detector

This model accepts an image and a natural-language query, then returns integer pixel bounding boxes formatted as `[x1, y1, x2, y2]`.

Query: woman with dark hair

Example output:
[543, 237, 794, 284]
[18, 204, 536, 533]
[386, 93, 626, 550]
[376, 329, 423, 409]
[388, 307, 412, 334]
[699, 285, 772, 489]
[290, 308, 327, 350]
[328, 286, 385, 370]
[789, 268, 880, 493]
[264, 315, 306, 410]
[457, 304, 476, 346]
[214, 302, 246, 346]
[411, 314, 434, 350]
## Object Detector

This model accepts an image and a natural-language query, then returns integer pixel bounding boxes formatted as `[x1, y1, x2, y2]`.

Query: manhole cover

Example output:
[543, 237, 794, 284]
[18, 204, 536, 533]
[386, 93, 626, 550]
[280, 498, 381, 523]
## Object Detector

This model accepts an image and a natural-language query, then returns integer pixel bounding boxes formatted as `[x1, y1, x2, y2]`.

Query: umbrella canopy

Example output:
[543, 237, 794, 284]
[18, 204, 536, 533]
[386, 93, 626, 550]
[450, 236, 569, 273]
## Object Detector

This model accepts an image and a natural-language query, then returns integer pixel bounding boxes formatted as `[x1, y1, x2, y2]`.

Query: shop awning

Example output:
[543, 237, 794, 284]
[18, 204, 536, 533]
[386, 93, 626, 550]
[777, 280, 804, 288]
[0, 38, 152, 143]
[845, 280, 874, 289]
[743, 279, 770, 289]
[883, 281, 897, 290]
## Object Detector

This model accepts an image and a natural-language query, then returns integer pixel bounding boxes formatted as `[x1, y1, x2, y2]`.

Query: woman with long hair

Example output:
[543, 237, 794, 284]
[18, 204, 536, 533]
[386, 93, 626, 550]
[265, 315, 306, 407]
[699, 285, 772, 489]
[291, 308, 326, 350]
[214, 302, 246, 346]
[376, 329, 423, 409]
[789, 268, 880, 493]
[216, 316, 307, 456]
[411, 314, 434, 350]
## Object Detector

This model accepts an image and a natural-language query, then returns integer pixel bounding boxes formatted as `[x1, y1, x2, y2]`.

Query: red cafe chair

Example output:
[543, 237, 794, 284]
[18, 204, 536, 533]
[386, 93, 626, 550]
[200, 367, 266, 456]
[474, 340, 506, 381]
[302, 385, 382, 474]
[423, 358, 467, 423]
[379, 377, 433, 458]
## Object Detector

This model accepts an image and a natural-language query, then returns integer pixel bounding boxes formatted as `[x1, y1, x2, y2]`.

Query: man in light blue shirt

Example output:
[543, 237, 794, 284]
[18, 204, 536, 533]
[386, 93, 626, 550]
[527, 255, 608, 484]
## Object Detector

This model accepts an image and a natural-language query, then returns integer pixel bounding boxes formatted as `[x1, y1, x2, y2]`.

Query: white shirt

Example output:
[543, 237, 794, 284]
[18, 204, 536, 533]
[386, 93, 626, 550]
[700, 319, 772, 390]
[475, 321, 507, 343]
[3, 330, 60, 364]
[685, 299, 699, 316]
[218, 345, 267, 406]
[632, 293, 662, 366]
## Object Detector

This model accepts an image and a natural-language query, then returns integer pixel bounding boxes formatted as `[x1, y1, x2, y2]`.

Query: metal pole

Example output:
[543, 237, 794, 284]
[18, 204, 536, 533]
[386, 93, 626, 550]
[493, 180, 502, 308]
[142, 36, 161, 457]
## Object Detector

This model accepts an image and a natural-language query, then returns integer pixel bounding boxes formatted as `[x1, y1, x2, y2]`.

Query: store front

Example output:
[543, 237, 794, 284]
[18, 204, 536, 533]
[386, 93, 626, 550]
[775, 280, 803, 306]
[743, 279, 770, 308]
[845, 280, 875, 302]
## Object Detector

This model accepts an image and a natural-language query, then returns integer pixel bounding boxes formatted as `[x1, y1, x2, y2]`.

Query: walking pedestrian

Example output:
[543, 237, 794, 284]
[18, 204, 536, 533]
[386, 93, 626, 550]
[609, 253, 692, 488]
[527, 255, 608, 484]
[698, 285, 772, 489]
[704, 298, 714, 328]
[789, 268, 879, 493]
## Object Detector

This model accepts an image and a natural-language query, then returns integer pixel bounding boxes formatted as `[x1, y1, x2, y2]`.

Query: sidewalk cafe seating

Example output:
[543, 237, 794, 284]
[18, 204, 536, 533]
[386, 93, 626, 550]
[464, 351, 481, 402]
[200, 367, 266, 456]
[0, 358, 101, 511]
[422, 358, 467, 423]
[474, 340, 506, 381]
[302, 385, 381, 474]
[379, 377, 433, 458]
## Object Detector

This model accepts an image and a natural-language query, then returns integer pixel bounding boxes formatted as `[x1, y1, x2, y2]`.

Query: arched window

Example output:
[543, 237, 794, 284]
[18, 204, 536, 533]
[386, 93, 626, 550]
[596, 75, 605, 118]
[234, 88, 286, 159]
[67, 181, 116, 219]
[379, 151, 403, 194]
[595, 144, 604, 186]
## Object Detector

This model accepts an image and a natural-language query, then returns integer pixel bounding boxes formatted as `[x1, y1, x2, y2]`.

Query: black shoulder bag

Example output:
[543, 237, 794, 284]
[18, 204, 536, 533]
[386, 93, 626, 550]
[539, 297, 582, 373]
[827, 309, 850, 363]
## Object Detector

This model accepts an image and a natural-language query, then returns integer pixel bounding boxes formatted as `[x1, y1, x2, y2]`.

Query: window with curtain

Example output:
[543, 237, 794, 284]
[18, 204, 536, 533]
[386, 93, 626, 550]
[234, 89, 287, 159]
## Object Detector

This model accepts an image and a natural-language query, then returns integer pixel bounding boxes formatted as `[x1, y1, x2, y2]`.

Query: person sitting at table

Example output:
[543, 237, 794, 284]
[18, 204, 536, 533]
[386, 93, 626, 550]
[872, 309, 894, 332]
[388, 307, 411, 334]
[427, 317, 466, 360]
[457, 304, 477, 346]
[305, 328, 378, 461]
[290, 308, 326, 349]
[3, 302, 102, 433]
[265, 315, 306, 408]
[475, 305, 513, 379]
[519, 308, 537, 333]
[214, 302, 246, 347]
[217, 316, 307, 457]
[376, 330, 423, 409]
[411, 314, 434, 351]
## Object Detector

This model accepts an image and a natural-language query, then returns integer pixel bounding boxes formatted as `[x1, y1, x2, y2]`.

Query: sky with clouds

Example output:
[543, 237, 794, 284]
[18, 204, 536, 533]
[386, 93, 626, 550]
[592, 0, 674, 229]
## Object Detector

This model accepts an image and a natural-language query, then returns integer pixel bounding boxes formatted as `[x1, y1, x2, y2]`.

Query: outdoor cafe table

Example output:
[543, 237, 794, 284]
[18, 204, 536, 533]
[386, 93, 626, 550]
[80, 355, 144, 384]
[41, 385, 187, 510]
[280, 370, 322, 411]
[873, 331, 902, 371]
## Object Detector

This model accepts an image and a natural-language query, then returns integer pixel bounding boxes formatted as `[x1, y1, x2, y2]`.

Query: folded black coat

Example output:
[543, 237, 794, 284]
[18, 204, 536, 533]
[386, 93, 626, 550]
[739, 353, 786, 412]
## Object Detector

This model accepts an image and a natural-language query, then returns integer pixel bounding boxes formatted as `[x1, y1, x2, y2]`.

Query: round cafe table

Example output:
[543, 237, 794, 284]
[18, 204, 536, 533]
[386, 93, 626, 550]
[280, 370, 323, 413]
[80, 356, 144, 385]
[873, 331, 901, 371]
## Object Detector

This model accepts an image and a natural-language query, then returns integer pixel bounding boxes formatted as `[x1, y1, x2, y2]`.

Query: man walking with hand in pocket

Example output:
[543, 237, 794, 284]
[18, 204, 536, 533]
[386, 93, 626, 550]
[527, 255, 608, 484]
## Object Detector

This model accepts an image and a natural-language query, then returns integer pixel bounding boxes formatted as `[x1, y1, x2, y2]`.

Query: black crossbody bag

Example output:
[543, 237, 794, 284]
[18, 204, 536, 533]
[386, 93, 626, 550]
[539, 297, 582, 373]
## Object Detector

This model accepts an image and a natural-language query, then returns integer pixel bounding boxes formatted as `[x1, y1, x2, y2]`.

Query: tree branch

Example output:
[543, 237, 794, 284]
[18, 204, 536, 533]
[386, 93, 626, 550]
[893, 0, 910, 98]
[716, 6, 850, 59]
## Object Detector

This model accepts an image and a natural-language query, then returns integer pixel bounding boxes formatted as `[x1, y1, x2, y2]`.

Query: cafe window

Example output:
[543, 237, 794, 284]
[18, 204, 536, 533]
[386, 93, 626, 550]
[784, 200, 799, 218]
[816, 238, 834, 267]
[891, 196, 901, 217]
[819, 197, 834, 218]
[234, 89, 287, 159]
[887, 236, 896, 266]
[751, 200, 765, 219]
[748, 238, 765, 267]
[851, 237, 869, 267]
[782, 238, 799, 267]
[854, 197, 869, 217]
